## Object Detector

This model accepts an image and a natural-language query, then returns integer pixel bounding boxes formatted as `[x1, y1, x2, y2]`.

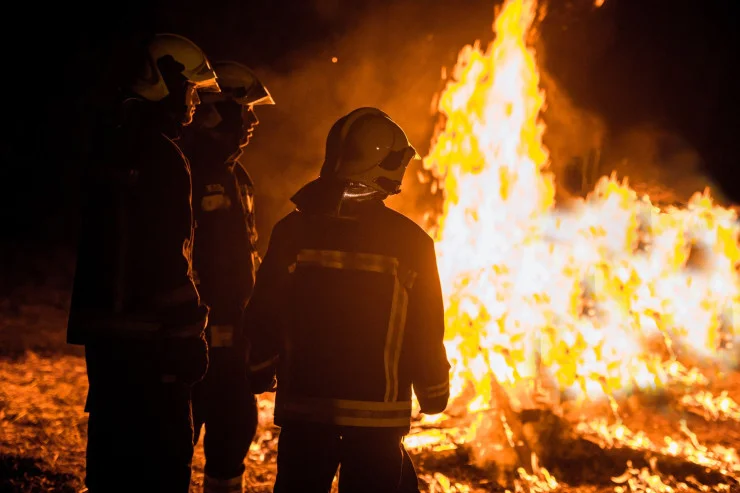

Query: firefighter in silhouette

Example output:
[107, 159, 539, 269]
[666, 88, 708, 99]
[245, 107, 451, 493]
[67, 33, 220, 493]
[181, 61, 275, 493]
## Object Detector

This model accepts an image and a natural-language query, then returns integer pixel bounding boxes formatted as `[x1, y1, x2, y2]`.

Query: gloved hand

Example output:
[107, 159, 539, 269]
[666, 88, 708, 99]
[159, 332, 209, 386]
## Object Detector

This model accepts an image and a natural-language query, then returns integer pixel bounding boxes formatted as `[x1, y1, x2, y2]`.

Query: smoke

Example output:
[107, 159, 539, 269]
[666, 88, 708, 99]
[236, 1, 497, 252]
[240, 0, 723, 254]
[539, 69, 606, 200]
[600, 124, 722, 206]
[539, 72, 720, 207]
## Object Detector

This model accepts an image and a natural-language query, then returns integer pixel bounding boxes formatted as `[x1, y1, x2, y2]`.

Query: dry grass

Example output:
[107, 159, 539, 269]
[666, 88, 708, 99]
[2, 283, 740, 492]
[2, 349, 740, 492]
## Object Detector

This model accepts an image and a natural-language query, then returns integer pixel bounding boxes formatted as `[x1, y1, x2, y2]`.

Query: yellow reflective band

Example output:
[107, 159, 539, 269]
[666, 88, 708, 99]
[152, 282, 199, 307]
[296, 249, 399, 276]
[425, 381, 450, 393]
[416, 379, 450, 399]
[250, 355, 279, 372]
[384, 273, 409, 402]
[402, 270, 418, 290]
[279, 396, 412, 428]
[163, 322, 205, 339]
[210, 324, 234, 348]
[425, 388, 450, 399]
[292, 249, 417, 404]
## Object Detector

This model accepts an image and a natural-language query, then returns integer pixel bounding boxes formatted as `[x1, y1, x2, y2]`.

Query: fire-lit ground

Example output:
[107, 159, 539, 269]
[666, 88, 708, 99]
[1, 350, 740, 492]
[3, 0, 740, 491]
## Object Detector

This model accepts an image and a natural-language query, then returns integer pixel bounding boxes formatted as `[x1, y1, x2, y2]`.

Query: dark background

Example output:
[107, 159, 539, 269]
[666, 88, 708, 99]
[0, 0, 737, 260]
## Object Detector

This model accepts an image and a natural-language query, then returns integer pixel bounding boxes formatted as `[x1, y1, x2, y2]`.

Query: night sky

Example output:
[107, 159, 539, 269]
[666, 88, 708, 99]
[1, 0, 737, 254]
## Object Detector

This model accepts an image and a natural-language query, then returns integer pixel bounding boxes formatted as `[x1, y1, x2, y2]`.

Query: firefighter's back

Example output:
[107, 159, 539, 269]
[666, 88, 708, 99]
[273, 199, 432, 428]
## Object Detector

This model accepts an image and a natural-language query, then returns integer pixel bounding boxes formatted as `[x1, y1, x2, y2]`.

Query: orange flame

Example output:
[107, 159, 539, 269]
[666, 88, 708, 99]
[418, 0, 740, 477]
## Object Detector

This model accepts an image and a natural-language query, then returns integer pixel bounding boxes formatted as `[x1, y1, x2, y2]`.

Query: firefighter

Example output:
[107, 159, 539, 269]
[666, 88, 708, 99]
[67, 33, 220, 493]
[245, 107, 451, 493]
[181, 61, 275, 493]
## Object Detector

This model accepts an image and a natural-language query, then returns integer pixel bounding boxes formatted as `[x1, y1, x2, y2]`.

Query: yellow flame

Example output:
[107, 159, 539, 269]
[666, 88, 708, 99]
[421, 0, 740, 472]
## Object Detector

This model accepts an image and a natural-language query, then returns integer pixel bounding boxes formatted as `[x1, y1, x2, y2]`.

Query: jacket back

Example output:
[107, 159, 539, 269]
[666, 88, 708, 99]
[247, 185, 450, 430]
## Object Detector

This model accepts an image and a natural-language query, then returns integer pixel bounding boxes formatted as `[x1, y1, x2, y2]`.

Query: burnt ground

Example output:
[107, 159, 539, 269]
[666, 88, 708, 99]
[2, 285, 740, 492]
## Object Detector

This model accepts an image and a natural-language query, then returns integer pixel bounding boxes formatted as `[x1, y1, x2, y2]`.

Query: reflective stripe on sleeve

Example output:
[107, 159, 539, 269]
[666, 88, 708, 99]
[416, 378, 450, 399]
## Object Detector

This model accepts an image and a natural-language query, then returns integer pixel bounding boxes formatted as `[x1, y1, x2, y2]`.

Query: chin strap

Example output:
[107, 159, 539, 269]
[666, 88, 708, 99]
[342, 182, 385, 201]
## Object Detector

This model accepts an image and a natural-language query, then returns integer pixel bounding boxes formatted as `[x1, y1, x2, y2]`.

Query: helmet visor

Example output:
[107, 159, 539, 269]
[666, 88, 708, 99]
[194, 77, 221, 93]
[232, 84, 275, 106]
[378, 145, 418, 171]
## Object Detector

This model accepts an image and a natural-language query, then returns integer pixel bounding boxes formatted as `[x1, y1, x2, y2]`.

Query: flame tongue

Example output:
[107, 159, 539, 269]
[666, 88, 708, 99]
[418, 0, 740, 486]
[425, 0, 555, 415]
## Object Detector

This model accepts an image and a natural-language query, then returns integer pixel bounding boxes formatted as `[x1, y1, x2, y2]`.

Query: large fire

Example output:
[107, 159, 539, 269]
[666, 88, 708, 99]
[411, 0, 740, 489]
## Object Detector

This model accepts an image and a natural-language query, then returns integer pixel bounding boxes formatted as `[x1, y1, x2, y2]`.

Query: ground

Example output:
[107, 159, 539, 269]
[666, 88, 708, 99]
[2, 281, 740, 492]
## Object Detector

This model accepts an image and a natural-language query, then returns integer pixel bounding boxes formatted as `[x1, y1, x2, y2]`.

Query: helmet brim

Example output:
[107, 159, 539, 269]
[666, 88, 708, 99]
[194, 77, 221, 93]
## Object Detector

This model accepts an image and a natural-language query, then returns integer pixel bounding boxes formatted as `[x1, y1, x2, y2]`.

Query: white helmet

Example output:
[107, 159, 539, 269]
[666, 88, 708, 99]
[320, 107, 418, 195]
[130, 33, 220, 102]
[201, 61, 274, 106]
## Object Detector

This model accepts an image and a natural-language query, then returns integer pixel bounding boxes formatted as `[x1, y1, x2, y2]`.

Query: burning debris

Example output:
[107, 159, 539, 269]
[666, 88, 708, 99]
[410, 0, 740, 489]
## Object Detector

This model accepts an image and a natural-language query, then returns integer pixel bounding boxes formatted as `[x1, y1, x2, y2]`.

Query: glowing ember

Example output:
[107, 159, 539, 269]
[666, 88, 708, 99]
[680, 390, 740, 422]
[417, 0, 740, 484]
[611, 458, 732, 493]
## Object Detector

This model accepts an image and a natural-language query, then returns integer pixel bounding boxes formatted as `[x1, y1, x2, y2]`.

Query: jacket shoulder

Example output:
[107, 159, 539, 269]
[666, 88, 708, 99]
[376, 206, 434, 247]
[270, 210, 302, 238]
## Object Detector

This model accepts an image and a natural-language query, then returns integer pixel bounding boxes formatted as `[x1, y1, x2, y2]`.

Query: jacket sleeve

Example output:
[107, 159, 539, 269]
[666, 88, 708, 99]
[135, 148, 208, 336]
[243, 218, 292, 393]
[407, 236, 451, 414]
